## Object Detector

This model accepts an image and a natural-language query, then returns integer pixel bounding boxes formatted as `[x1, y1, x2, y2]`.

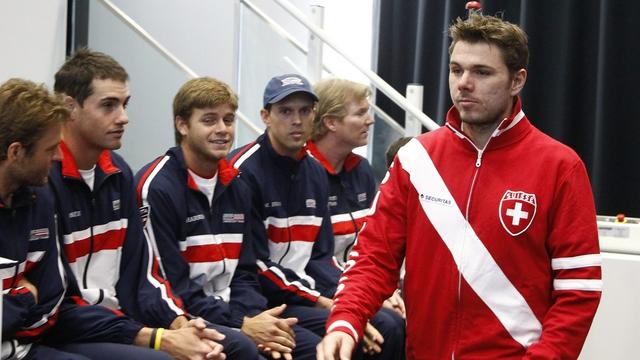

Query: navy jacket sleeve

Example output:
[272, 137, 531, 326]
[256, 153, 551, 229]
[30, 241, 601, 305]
[2, 189, 66, 342]
[115, 166, 185, 328]
[140, 183, 231, 325]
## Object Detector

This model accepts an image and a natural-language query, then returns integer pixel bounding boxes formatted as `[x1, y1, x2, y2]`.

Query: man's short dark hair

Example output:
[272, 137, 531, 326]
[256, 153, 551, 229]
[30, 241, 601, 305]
[54, 48, 128, 106]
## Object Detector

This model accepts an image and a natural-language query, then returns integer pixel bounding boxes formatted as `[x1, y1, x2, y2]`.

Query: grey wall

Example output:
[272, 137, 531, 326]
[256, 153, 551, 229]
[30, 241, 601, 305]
[0, 0, 67, 88]
[87, 0, 239, 170]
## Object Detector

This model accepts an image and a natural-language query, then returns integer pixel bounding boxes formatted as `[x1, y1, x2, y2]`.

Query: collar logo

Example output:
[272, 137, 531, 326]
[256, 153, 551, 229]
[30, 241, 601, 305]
[499, 190, 537, 236]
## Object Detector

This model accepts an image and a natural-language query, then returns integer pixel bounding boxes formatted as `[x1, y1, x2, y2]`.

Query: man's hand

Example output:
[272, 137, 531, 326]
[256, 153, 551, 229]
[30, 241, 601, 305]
[382, 290, 406, 319]
[241, 304, 297, 358]
[316, 332, 356, 360]
[315, 296, 334, 309]
[162, 325, 227, 360]
[135, 325, 226, 360]
[169, 315, 190, 330]
[17, 277, 38, 303]
[362, 322, 384, 355]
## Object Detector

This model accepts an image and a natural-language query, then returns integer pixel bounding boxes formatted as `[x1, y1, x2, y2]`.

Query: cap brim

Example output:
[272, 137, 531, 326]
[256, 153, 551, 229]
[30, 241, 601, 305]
[264, 88, 319, 107]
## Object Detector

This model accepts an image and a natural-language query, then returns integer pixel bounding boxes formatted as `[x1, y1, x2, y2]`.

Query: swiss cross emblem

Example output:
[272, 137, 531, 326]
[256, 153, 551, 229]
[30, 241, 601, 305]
[499, 190, 537, 236]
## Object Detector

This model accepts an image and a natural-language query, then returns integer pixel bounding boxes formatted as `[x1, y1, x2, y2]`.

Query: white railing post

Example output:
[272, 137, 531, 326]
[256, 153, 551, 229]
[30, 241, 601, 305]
[405, 84, 424, 136]
[307, 5, 324, 83]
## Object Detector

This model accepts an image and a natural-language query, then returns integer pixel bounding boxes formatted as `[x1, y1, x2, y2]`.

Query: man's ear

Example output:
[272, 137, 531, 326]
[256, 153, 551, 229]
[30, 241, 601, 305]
[323, 116, 338, 132]
[64, 96, 79, 121]
[510, 69, 527, 96]
[6, 142, 25, 162]
[175, 116, 189, 137]
[260, 108, 270, 127]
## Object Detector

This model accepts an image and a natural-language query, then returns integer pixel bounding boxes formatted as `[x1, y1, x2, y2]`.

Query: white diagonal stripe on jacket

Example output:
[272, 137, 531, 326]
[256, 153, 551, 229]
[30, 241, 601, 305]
[398, 139, 542, 348]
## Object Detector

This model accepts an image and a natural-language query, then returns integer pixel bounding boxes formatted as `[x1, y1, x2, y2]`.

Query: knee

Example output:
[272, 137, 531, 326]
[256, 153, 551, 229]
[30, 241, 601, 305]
[372, 309, 406, 342]
[221, 331, 260, 360]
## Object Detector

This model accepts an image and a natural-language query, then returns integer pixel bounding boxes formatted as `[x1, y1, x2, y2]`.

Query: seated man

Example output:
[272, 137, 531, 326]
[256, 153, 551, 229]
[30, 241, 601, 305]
[49, 49, 255, 358]
[230, 74, 403, 359]
[0, 78, 223, 360]
[307, 77, 405, 349]
[136, 77, 322, 359]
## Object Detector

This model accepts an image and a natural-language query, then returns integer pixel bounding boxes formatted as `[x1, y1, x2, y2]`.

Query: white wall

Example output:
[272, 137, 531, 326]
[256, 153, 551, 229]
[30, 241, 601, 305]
[0, 0, 67, 88]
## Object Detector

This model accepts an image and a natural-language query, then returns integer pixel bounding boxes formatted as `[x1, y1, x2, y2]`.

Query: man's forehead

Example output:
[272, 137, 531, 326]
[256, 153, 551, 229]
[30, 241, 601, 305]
[274, 92, 315, 107]
[90, 78, 130, 97]
[194, 104, 236, 116]
[450, 41, 505, 67]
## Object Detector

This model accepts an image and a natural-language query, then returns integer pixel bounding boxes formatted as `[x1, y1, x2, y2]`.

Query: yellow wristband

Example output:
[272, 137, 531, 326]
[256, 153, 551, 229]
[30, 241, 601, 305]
[154, 328, 164, 350]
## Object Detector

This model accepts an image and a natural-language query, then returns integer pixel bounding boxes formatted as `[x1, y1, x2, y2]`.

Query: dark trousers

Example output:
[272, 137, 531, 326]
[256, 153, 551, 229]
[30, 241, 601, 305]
[283, 305, 406, 360]
[56, 342, 172, 360]
[211, 323, 262, 359]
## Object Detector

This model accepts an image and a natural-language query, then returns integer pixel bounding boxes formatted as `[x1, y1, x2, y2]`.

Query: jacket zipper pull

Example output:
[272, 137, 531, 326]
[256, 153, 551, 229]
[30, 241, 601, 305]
[475, 150, 483, 167]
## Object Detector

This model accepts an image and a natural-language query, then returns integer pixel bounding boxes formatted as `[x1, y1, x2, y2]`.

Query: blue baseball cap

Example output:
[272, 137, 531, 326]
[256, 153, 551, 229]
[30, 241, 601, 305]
[262, 74, 319, 108]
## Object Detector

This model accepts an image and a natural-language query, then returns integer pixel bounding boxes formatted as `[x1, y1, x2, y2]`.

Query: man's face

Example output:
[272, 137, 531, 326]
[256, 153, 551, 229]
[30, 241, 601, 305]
[70, 78, 130, 151]
[15, 124, 63, 187]
[177, 104, 235, 163]
[333, 97, 374, 149]
[261, 92, 315, 158]
[449, 41, 524, 127]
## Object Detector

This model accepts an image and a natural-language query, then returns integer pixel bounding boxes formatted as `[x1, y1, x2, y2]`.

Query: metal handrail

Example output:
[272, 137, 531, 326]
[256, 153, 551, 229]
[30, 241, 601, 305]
[240, 0, 334, 75]
[98, 0, 262, 136]
[240, 0, 412, 134]
[267, 0, 440, 131]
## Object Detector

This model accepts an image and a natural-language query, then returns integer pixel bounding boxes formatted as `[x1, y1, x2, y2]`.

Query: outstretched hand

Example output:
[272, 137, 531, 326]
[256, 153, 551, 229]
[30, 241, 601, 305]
[316, 332, 356, 360]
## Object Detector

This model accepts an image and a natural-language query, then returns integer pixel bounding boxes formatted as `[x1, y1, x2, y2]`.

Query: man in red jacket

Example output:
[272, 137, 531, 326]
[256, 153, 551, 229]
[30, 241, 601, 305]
[318, 13, 602, 360]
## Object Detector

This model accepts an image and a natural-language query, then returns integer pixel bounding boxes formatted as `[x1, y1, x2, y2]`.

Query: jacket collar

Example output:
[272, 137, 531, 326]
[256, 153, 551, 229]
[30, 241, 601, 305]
[259, 131, 308, 164]
[169, 146, 239, 192]
[60, 141, 120, 179]
[445, 96, 532, 149]
[306, 140, 362, 175]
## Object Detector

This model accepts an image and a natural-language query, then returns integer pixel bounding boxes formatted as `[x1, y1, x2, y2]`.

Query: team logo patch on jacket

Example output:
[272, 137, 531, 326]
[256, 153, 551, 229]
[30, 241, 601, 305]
[499, 190, 537, 236]
[29, 228, 50, 240]
[222, 213, 245, 223]
[305, 199, 316, 208]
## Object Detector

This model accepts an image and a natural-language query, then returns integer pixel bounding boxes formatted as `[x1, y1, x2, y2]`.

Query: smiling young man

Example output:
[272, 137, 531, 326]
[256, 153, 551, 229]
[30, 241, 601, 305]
[47, 49, 233, 359]
[135, 76, 327, 359]
[319, 13, 602, 360]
